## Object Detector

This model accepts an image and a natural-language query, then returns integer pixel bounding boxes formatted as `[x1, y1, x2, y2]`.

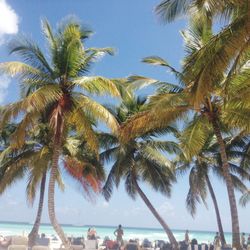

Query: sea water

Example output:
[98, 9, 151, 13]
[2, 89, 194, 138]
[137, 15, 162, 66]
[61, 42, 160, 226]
[0, 221, 234, 244]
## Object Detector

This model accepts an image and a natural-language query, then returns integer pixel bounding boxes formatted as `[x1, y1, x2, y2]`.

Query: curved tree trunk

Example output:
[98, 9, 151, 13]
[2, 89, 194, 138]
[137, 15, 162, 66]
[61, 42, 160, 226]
[28, 173, 47, 247]
[48, 133, 70, 249]
[210, 116, 241, 250]
[133, 177, 179, 250]
[205, 174, 226, 247]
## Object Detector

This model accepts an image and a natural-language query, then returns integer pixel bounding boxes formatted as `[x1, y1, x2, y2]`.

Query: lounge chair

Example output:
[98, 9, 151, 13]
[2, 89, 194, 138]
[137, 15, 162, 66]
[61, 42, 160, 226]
[71, 245, 84, 250]
[35, 238, 50, 247]
[72, 238, 83, 246]
[84, 240, 97, 250]
[11, 237, 28, 246]
[32, 246, 50, 250]
[7, 245, 27, 250]
[7, 236, 28, 250]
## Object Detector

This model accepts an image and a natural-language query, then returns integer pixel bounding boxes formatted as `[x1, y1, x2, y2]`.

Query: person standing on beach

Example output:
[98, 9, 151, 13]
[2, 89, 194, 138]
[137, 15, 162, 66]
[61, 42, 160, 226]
[213, 232, 221, 248]
[241, 233, 246, 248]
[184, 230, 190, 245]
[247, 234, 250, 245]
[114, 225, 124, 247]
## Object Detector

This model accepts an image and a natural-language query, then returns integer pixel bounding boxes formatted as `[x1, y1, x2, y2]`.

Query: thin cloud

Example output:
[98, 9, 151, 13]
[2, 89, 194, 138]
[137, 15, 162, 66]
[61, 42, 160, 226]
[0, 0, 19, 44]
[159, 201, 175, 217]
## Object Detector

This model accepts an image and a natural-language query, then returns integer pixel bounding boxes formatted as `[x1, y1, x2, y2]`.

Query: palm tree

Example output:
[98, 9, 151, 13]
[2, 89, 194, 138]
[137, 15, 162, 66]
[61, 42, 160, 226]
[100, 93, 181, 249]
[177, 130, 250, 247]
[0, 123, 57, 246]
[0, 18, 119, 248]
[119, 19, 250, 248]
[28, 173, 46, 246]
[0, 122, 104, 247]
[155, 0, 245, 23]
[155, 0, 250, 78]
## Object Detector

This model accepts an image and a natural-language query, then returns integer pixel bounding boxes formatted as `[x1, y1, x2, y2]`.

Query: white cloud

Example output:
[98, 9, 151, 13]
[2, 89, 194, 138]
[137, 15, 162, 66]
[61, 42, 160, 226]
[0, 0, 19, 44]
[158, 201, 175, 217]
[0, 75, 11, 104]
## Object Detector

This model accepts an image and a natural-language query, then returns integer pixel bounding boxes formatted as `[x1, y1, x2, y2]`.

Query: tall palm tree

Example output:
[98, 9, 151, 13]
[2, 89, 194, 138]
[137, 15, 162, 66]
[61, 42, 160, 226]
[28, 173, 46, 246]
[119, 19, 250, 248]
[100, 93, 180, 249]
[0, 18, 119, 248]
[0, 122, 104, 247]
[0, 123, 60, 246]
[177, 131, 250, 247]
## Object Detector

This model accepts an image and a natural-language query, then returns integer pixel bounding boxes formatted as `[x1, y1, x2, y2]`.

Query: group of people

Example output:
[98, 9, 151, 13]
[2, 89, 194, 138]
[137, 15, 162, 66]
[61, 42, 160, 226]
[87, 228, 98, 240]
[213, 231, 250, 248]
[241, 232, 250, 249]
[184, 230, 250, 248]
[87, 225, 124, 249]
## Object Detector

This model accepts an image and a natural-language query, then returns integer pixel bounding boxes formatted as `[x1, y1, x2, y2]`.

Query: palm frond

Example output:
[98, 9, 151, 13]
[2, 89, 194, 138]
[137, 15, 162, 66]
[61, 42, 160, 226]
[239, 190, 250, 207]
[180, 114, 211, 159]
[9, 36, 54, 76]
[73, 76, 120, 97]
[75, 94, 119, 135]
[155, 0, 192, 23]
[143, 56, 183, 80]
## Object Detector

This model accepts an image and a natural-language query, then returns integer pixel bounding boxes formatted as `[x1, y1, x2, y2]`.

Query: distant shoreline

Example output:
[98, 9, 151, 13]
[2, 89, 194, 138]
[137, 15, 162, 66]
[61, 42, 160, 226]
[0, 220, 239, 234]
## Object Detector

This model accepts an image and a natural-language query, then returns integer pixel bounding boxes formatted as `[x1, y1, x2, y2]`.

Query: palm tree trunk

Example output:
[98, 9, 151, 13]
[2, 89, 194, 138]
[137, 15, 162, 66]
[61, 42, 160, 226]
[28, 173, 46, 247]
[133, 177, 179, 250]
[210, 116, 241, 250]
[205, 174, 226, 246]
[48, 134, 70, 249]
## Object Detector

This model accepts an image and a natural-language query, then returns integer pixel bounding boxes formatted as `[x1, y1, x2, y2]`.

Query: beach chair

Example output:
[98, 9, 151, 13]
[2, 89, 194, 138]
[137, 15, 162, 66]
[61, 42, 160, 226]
[7, 245, 27, 250]
[71, 245, 84, 250]
[72, 238, 83, 246]
[7, 236, 28, 250]
[35, 238, 50, 247]
[11, 237, 28, 246]
[84, 240, 97, 250]
[32, 246, 50, 250]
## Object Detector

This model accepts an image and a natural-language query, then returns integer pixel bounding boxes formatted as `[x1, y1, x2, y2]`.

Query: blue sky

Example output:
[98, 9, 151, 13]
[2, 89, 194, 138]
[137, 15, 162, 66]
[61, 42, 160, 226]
[0, 0, 249, 233]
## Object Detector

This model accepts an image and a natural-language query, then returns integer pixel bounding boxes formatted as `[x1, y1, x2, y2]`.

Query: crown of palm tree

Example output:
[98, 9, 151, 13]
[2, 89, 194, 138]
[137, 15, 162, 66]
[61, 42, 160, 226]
[0, 18, 120, 152]
[176, 130, 250, 216]
[0, 122, 104, 204]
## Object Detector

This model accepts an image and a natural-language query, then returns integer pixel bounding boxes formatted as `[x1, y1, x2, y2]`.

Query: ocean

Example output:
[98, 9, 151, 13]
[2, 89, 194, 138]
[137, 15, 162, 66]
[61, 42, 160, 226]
[0, 221, 235, 244]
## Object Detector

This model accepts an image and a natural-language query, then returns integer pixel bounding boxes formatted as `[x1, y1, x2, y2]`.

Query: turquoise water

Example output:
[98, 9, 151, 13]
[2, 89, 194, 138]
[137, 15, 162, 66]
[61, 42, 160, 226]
[0, 222, 234, 244]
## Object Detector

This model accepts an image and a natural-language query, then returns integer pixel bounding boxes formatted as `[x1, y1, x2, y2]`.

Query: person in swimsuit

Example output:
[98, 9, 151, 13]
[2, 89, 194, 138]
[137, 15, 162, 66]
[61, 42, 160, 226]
[114, 225, 124, 247]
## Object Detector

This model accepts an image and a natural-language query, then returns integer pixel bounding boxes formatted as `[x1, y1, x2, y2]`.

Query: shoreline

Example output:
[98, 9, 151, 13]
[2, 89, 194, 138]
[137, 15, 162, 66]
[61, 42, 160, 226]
[0, 221, 244, 235]
[0, 222, 241, 245]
